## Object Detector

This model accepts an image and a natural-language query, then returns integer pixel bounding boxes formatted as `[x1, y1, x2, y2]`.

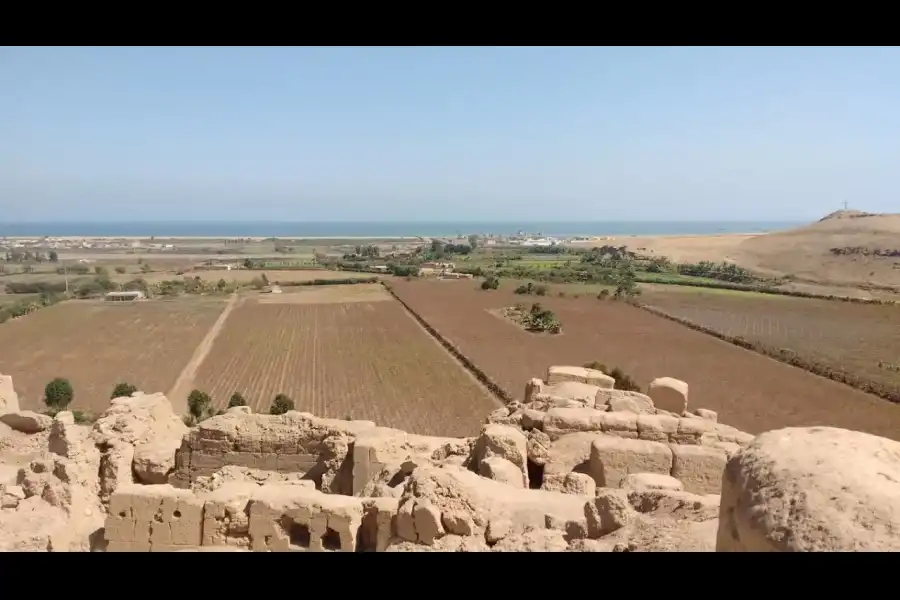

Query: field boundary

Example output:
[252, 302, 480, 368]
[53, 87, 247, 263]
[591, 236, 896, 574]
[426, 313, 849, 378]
[632, 278, 900, 305]
[167, 294, 241, 413]
[395, 298, 504, 410]
[636, 302, 900, 405]
[382, 283, 514, 405]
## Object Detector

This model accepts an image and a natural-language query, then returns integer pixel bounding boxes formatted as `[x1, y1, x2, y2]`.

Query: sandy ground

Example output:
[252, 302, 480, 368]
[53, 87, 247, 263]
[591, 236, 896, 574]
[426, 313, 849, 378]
[569, 234, 758, 264]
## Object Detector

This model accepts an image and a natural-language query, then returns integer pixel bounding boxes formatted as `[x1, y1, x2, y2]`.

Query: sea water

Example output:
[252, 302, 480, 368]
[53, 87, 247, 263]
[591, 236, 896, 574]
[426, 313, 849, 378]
[0, 221, 802, 238]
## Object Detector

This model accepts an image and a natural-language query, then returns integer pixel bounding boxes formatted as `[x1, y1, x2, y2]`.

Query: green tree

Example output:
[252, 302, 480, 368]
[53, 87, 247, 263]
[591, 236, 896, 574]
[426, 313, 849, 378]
[613, 260, 640, 299]
[110, 382, 138, 399]
[187, 389, 213, 421]
[480, 275, 500, 290]
[228, 392, 247, 408]
[467, 234, 479, 250]
[44, 378, 74, 411]
[270, 394, 294, 415]
[48, 251, 58, 262]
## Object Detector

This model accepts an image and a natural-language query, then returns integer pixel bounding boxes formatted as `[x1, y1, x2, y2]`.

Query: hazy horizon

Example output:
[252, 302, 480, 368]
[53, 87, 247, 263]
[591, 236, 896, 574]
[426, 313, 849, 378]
[4, 46, 898, 222]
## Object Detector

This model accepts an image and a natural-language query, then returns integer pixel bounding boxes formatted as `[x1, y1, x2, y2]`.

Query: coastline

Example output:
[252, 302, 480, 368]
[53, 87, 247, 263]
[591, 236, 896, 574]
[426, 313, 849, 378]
[7, 232, 760, 242]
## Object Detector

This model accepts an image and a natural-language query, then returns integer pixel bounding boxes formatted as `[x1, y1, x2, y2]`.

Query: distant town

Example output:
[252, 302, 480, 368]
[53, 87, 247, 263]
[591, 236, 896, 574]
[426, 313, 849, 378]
[0, 231, 606, 254]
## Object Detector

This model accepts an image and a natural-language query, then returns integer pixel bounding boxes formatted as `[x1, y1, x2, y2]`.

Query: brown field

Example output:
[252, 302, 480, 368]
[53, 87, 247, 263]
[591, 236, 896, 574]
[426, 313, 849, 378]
[1, 266, 374, 292]
[0, 297, 227, 413]
[191, 291, 498, 437]
[638, 285, 900, 396]
[130, 269, 376, 285]
[255, 283, 390, 304]
[388, 279, 900, 440]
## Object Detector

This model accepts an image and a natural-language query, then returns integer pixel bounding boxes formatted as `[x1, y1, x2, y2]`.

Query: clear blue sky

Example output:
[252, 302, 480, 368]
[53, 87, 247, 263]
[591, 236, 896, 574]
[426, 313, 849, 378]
[2, 46, 898, 222]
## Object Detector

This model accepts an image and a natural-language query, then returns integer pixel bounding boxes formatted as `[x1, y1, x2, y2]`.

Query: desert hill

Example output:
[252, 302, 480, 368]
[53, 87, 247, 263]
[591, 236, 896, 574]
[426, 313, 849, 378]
[736, 210, 900, 290]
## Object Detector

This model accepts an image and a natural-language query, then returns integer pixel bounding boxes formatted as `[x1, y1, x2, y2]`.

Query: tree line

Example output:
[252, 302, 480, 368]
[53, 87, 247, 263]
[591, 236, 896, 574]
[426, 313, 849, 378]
[30, 377, 297, 426]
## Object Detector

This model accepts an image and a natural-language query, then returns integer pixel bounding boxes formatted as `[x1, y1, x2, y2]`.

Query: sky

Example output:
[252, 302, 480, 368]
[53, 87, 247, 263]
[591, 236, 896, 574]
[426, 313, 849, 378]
[2, 46, 899, 223]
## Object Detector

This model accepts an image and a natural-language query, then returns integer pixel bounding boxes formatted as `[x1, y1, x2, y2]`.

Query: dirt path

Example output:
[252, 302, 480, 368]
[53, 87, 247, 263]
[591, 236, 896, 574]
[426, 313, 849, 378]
[167, 294, 241, 414]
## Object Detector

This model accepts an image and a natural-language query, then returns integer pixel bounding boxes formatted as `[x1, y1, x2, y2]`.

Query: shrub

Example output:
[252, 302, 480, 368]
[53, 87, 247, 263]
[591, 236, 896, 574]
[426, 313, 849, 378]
[523, 303, 561, 334]
[480, 275, 500, 291]
[583, 362, 641, 392]
[110, 382, 138, 399]
[187, 389, 213, 421]
[514, 283, 534, 295]
[270, 394, 294, 415]
[228, 392, 247, 408]
[72, 410, 95, 424]
[44, 378, 74, 411]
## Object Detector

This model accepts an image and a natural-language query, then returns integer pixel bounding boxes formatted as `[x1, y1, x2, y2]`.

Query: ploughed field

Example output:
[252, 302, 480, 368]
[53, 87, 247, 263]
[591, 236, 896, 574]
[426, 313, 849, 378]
[638, 286, 900, 400]
[0, 297, 227, 413]
[388, 278, 900, 440]
[192, 286, 497, 437]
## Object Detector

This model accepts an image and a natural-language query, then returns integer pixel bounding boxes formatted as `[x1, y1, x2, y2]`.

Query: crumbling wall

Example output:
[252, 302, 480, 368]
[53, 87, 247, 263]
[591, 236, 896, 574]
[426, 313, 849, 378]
[0, 374, 19, 415]
[170, 411, 378, 493]
[482, 366, 753, 496]
[8, 366, 898, 552]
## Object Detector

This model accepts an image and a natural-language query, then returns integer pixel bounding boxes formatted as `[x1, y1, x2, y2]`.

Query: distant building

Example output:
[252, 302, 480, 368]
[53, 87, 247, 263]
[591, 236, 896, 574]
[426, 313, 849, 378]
[105, 291, 145, 302]
[522, 238, 557, 247]
[421, 261, 455, 270]
[204, 263, 237, 271]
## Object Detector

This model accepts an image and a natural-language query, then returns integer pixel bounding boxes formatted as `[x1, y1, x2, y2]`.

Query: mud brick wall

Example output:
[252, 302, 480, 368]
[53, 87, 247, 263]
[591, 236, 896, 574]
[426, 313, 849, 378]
[105, 485, 204, 552]
[105, 483, 394, 553]
[542, 408, 753, 449]
[171, 413, 374, 489]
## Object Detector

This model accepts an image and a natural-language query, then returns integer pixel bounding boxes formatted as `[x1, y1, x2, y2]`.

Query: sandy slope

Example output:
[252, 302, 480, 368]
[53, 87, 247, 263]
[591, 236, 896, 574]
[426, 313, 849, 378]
[736, 211, 900, 289]
[572, 234, 758, 264]
[572, 211, 900, 293]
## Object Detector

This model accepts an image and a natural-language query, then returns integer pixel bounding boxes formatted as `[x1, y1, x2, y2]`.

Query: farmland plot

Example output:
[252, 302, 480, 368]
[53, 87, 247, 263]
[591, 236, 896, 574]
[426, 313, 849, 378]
[192, 294, 497, 437]
[0, 297, 227, 413]
[389, 279, 900, 440]
[639, 286, 900, 397]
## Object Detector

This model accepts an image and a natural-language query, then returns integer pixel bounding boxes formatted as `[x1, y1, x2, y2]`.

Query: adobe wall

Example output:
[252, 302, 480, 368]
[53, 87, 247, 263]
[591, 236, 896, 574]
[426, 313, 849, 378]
[7, 365, 896, 552]
[105, 481, 385, 552]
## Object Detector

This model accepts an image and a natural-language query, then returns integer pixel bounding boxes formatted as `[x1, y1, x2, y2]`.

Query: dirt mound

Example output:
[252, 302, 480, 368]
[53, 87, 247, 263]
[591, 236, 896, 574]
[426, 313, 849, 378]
[737, 211, 900, 289]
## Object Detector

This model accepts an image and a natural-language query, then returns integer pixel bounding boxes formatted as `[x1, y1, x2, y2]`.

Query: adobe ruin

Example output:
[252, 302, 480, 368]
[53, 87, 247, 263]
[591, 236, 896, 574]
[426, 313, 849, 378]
[2, 365, 899, 552]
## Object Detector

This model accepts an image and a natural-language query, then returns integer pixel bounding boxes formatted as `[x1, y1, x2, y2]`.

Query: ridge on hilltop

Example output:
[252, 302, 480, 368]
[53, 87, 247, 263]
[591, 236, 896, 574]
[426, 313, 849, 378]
[3, 366, 900, 552]
[817, 209, 878, 221]
[736, 209, 900, 290]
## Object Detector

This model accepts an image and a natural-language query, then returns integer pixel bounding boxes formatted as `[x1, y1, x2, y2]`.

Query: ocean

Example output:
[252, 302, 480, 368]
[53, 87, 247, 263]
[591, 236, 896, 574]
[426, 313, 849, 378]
[0, 221, 803, 238]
